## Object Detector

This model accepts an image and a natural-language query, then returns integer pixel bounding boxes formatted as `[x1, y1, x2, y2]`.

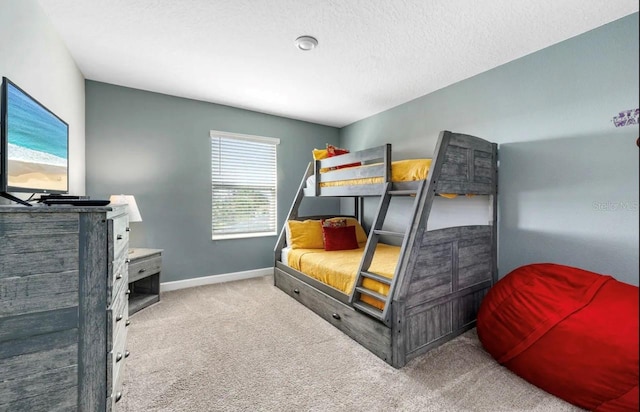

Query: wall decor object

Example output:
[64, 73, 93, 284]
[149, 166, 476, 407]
[612, 108, 639, 127]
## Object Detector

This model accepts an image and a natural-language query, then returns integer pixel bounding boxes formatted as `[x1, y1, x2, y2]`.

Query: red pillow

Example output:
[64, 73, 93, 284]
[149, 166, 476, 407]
[322, 225, 359, 251]
[326, 144, 349, 156]
[326, 144, 360, 169]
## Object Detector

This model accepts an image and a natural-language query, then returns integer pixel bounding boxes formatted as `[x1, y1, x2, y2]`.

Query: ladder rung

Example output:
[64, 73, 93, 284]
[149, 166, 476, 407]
[360, 271, 392, 285]
[373, 229, 404, 238]
[355, 286, 388, 302]
[353, 301, 384, 319]
[389, 190, 417, 196]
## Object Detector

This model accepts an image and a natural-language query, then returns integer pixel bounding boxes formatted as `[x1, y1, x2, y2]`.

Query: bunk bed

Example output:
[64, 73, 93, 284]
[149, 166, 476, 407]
[273, 131, 498, 368]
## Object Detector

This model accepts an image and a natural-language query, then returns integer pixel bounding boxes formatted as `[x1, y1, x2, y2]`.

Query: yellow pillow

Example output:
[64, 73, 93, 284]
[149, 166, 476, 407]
[324, 217, 368, 243]
[312, 148, 333, 173]
[312, 148, 329, 160]
[286, 220, 324, 249]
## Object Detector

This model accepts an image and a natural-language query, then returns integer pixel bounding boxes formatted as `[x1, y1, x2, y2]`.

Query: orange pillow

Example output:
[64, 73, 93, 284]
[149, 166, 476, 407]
[322, 225, 359, 251]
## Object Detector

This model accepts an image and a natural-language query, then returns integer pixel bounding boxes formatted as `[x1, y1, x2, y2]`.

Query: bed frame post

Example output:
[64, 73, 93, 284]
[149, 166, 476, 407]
[355, 197, 363, 223]
[273, 162, 314, 272]
[383, 144, 391, 182]
[391, 300, 406, 368]
[491, 143, 499, 285]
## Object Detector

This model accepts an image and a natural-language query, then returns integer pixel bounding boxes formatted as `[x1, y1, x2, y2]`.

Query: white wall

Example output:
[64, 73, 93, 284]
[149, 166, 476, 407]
[0, 0, 85, 197]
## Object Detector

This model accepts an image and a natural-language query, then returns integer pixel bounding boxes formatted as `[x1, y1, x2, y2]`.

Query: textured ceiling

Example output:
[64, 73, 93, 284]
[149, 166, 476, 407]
[38, 0, 638, 127]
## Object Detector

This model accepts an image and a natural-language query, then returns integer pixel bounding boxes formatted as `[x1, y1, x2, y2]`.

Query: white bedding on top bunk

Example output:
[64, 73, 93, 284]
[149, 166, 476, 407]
[306, 174, 316, 188]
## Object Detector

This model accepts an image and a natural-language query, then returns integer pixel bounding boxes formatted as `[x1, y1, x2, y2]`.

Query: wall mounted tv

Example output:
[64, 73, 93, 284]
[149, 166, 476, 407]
[1, 77, 69, 206]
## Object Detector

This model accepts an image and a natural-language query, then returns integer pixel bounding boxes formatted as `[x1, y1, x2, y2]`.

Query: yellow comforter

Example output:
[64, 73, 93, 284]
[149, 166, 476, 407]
[287, 243, 400, 309]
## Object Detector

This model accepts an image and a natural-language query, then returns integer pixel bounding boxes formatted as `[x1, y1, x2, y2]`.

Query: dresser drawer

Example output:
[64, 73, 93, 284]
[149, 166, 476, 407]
[107, 277, 129, 353]
[107, 301, 129, 353]
[109, 213, 129, 263]
[107, 280, 129, 345]
[106, 358, 126, 412]
[107, 258, 128, 307]
[106, 319, 128, 397]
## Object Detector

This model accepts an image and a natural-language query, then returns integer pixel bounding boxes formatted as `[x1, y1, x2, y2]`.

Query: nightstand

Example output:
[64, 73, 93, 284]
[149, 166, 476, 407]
[127, 248, 163, 315]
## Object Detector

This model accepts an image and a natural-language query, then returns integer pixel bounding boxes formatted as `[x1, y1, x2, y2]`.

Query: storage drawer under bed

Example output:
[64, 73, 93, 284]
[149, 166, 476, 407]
[274, 267, 392, 363]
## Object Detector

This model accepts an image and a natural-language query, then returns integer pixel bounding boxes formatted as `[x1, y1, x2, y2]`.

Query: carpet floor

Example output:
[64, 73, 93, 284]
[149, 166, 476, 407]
[119, 275, 582, 412]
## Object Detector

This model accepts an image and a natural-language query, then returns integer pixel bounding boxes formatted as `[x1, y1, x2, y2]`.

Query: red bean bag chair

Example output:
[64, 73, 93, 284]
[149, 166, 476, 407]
[477, 263, 639, 411]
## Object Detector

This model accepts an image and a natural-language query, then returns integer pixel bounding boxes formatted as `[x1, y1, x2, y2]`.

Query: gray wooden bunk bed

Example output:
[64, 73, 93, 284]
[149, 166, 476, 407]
[273, 131, 498, 368]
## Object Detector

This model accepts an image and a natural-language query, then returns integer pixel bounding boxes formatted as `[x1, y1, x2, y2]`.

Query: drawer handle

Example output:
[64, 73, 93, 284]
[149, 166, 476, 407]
[125, 350, 130, 358]
[332, 313, 341, 320]
[125, 258, 131, 264]
[126, 289, 131, 295]
[116, 352, 123, 362]
[293, 289, 300, 294]
[125, 320, 131, 327]
[115, 392, 122, 403]
[126, 227, 131, 232]
[138, 268, 147, 273]
[116, 314, 123, 322]
[116, 273, 122, 280]
[117, 234, 123, 240]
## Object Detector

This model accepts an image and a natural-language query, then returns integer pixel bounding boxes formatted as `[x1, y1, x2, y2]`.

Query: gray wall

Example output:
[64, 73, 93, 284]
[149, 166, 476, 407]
[341, 14, 639, 285]
[0, 0, 86, 199]
[86, 81, 339, 282]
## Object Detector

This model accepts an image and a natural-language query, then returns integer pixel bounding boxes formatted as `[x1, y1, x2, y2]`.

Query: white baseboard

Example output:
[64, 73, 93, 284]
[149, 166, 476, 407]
[160, 267, 272, 292]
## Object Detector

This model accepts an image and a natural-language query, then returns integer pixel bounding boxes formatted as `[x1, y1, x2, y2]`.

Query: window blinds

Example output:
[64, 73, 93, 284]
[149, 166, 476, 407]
[210, 131, 279, 239]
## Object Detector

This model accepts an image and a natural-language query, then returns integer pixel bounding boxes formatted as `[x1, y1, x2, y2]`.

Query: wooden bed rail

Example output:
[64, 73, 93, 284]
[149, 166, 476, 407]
[312, 144, 392, 197]
[316, 144, 391, 171]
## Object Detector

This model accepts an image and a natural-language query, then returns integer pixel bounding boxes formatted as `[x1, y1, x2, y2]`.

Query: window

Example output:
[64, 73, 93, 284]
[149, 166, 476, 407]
[210, 130, 279, 240]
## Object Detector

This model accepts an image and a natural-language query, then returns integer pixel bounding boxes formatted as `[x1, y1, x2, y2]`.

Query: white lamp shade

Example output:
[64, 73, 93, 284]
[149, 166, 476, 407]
[109, 195, 143, 222]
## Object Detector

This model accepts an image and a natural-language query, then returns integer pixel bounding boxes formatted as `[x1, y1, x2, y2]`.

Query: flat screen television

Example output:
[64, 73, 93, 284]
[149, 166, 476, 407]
[1, 77, 69, 206]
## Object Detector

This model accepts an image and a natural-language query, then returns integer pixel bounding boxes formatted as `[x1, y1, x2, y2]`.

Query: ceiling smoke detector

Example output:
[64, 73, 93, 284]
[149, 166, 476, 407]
[295, 36, 318, 51]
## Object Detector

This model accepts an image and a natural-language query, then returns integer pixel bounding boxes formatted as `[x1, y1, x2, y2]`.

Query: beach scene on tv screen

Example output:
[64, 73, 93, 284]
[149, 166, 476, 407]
[6, 82, 68, 192]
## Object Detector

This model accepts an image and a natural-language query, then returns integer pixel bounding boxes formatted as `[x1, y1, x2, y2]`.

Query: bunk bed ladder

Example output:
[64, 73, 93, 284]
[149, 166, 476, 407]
[350, 181, 425, 325]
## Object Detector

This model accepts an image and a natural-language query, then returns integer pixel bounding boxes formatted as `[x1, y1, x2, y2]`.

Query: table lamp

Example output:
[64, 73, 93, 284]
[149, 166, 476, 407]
[109, 194, 143, 223]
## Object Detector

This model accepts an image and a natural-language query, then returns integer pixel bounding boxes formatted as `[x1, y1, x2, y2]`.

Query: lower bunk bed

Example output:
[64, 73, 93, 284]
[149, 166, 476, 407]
[274, 131, 498, 368]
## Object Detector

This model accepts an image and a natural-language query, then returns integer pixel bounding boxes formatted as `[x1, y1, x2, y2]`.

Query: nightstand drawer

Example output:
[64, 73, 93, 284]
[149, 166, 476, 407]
[127, 248, 163, 316]
[129, 255, 161, 283]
